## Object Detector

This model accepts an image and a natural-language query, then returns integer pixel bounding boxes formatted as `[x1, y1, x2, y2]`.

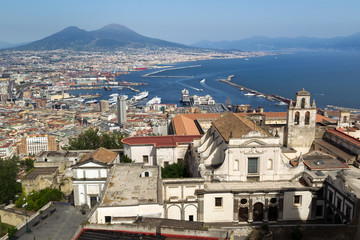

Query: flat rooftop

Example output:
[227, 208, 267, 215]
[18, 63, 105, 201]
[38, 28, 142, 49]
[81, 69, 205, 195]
[23, 167, 58, 180]
[101, 164, 159, 206]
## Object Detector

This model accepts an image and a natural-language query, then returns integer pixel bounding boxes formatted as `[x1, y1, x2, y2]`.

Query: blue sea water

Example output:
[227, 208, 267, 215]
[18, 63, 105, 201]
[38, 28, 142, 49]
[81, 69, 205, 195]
[69, 51, 360, 112]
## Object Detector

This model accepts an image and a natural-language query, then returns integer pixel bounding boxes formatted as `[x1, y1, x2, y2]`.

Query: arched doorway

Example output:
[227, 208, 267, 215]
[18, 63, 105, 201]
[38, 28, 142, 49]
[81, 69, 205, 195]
[239, 207, 248, 222]
[253, 202, 264, 221]
[268, 206, 278, 221]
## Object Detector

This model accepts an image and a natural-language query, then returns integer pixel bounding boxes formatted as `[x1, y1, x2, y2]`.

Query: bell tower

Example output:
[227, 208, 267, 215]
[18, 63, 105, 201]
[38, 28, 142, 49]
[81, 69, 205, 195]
[285, 89, 316, 150]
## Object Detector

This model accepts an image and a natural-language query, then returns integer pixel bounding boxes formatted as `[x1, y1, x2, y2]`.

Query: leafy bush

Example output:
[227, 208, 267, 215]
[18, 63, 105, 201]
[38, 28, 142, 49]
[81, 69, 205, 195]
[161, 160, 189, 178]
[7, 226, 17, 239]
[15, 188, 62, 211]
[120, 154, 133, 163]
[19, 158, 34, 172]
[63, 128, 124, 150]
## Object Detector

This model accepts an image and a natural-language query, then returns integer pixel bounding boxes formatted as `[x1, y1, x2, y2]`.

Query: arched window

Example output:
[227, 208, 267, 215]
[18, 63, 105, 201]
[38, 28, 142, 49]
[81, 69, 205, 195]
[301, 98, 305, 108]
[305, 111, 310, 125]
[294, 112, 300, 125]
[141, 171, 152, 177]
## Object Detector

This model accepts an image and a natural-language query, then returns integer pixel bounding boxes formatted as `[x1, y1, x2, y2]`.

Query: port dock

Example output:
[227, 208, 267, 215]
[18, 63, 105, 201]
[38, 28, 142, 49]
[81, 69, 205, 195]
[218, 76, 292, 104]
[142, 65, 201, 78]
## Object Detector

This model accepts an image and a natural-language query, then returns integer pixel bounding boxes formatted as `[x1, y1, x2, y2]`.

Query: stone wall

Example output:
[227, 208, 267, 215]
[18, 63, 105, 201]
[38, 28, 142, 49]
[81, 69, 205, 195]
[0, 208, 26, 226]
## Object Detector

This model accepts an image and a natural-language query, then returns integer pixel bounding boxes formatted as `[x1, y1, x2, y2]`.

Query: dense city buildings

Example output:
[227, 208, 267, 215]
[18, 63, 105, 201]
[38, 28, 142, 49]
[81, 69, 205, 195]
[1, 47, 360, 239]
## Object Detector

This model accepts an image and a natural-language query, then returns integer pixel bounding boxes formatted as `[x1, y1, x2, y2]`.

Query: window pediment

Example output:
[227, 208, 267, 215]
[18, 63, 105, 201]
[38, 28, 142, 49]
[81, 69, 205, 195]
[244, 148, 264, 155]
[241, 139, 267, 147]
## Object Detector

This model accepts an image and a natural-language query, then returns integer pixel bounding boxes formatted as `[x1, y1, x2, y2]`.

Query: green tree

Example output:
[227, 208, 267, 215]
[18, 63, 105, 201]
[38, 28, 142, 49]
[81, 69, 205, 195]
[63, 128, 124, 150]
[161, 161, 189, 178]
[120, 154, 133, 163]
[15, 188, 62, 211]
[0, 159, 22, 204]
[19, 158, 34, 172]
[7, 226, 17, 239]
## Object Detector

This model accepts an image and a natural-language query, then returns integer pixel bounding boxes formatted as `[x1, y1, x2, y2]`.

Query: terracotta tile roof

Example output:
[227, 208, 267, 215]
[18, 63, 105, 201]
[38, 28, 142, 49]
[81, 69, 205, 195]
[172, 113, 220, 135]
[80, 147, 118, 163]
[122, 135, 202, 147]
[213, 113, 271, 143]
[327, 129, 360, 147]
[316, 114, 334, 123]
[313, 139, 354, 162]
[173, 112, 331, 137]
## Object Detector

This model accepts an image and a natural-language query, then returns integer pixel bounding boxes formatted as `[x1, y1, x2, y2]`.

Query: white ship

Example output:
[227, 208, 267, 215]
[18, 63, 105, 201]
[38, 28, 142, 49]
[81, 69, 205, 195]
[85, 99, 98, 104]
[109, 95, 128, 103]
[256, 94, 265, 98]
[146, 96, 161, 106]
[200, 78, 205, 83]
[180, 88, 190, 105]
[131, 91, 149, 101]
[244, 92, 255, 96]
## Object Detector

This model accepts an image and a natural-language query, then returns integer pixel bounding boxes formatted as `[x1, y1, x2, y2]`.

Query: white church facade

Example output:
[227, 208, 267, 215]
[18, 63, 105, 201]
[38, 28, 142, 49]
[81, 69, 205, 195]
[89, 89, 358, 225]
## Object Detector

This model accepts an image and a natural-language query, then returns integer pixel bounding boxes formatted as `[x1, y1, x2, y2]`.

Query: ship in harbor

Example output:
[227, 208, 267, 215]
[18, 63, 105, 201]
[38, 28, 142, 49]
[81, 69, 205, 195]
[146, 96, 161, 106]
[200, 78, 205, 83]
[180, 88, 190, 105]
[131, 91, 149, 101]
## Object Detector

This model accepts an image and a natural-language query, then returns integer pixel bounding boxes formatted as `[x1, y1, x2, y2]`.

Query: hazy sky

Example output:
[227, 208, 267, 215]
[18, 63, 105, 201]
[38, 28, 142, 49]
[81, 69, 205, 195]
[1, 0, 360, 44]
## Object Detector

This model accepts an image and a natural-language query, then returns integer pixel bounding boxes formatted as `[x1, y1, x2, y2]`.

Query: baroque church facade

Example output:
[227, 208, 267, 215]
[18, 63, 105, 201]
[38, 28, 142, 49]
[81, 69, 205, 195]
[91, 89, 357, 226]
[163, 89, 321, 223]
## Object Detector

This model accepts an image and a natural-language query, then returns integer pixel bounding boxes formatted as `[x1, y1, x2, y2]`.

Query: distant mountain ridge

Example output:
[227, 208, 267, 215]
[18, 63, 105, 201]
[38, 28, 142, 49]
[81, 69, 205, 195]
[192, 33, 360, 51]
[7, 24, 188, 51]
[0, 40, 29, 49]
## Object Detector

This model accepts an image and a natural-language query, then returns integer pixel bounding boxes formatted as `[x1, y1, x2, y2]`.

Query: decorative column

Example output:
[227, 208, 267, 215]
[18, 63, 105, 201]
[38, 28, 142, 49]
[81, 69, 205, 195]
[164, 204, 168, 218]
[248, 198, 253, 223]
[264, 197, 269, 222]
[198, 195, 204, 222]
[310, 192, 318, 220]
[233, 197, 239, 223]
[278, 193, 284, 220]
[181, 202, 185, 220]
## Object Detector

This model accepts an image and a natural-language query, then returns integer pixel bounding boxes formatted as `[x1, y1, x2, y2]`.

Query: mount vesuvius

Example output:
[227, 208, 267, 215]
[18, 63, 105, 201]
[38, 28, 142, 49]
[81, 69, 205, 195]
[9, 24, 189, 51]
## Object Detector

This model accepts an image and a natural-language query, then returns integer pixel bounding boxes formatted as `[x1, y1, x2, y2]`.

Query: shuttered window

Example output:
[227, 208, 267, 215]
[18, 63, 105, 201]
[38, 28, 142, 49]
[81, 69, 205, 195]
[248, 157, 258, 174]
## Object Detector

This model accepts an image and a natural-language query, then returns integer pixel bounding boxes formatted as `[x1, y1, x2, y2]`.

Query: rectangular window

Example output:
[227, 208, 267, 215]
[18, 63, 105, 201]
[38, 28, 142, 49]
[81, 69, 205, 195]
[337, 197, 342, 210]
[143, 155, 149, 164]
[164, 161, 169, 167]
[267, 159, 273, 170]
[328, 191, 333, 204]
[345, 204, 351, 218]
[105, 216, 111, 223]
[189, 215, 194, 221]
[316, 205, 323, 217]
[248, 157, 258, 174]
[294, 195, 301, 205]
[215, 197, 222, 207]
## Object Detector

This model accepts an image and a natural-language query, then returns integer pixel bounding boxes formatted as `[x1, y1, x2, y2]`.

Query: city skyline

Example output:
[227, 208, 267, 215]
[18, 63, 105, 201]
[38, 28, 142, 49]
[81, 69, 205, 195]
[1, 0, 360, 44]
